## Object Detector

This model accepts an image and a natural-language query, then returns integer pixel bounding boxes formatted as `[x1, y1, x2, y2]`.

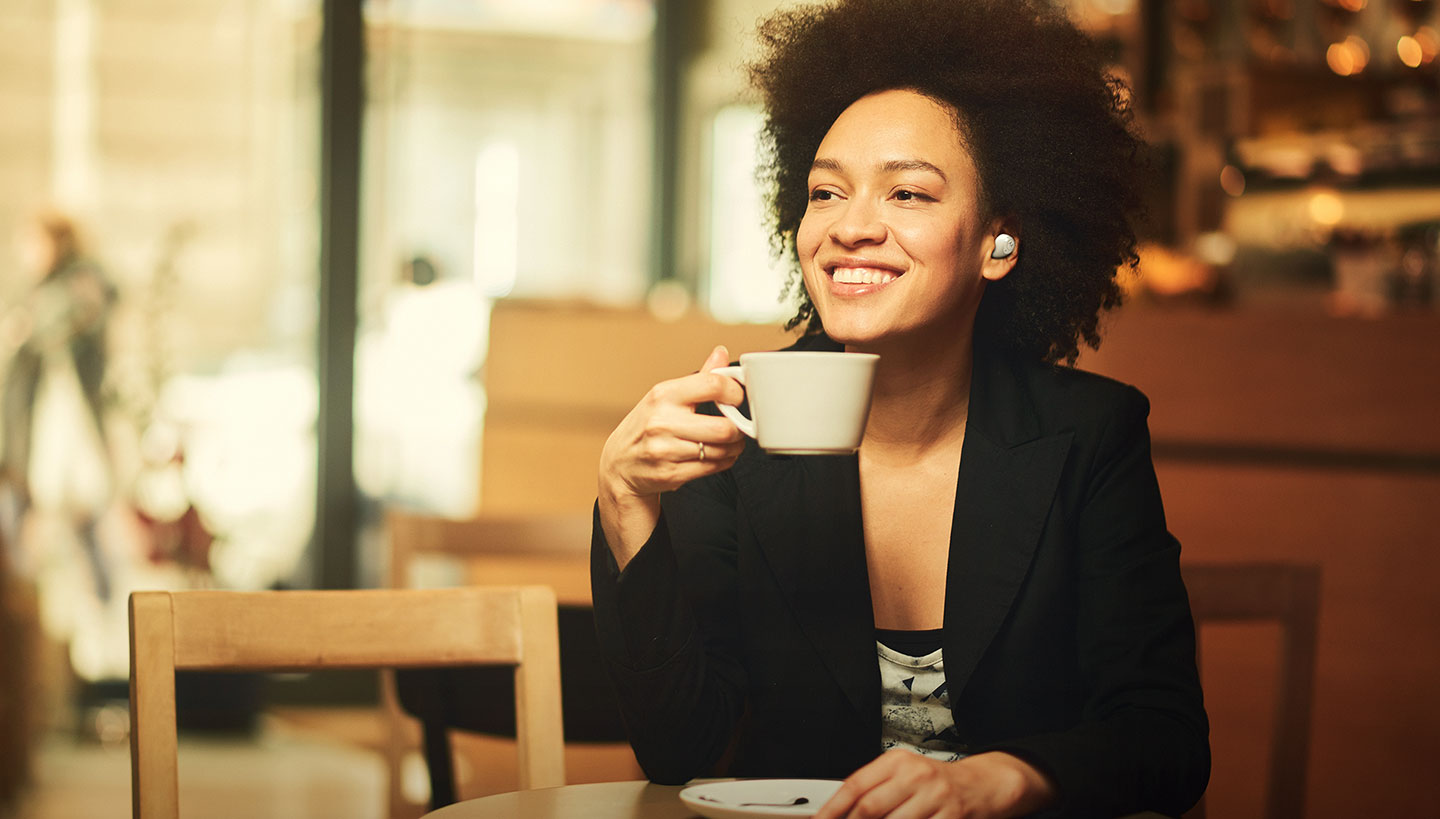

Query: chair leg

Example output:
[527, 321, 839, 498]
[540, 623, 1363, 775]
[381, 670, 417, 819]
[422, 719, 457, 810]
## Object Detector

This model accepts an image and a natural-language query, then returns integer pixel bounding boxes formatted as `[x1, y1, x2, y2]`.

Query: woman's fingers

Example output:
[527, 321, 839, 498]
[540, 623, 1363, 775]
[602, 347, 748, 496]
[597, 345, 748, 565]
[699, 344, 731, 374]
[845, 778, 918, 818]
[639, 344, 745, 409]
[814, 751, 1054, 819]
[610, 347, 748, 465]
[647, 369, 745, 411]
[814, 753, 901, 819]
[654, 436, 744, 468]
[815, 751, 972, 819]
[631, 422, 743, 472]
[654, 407, 745, 444]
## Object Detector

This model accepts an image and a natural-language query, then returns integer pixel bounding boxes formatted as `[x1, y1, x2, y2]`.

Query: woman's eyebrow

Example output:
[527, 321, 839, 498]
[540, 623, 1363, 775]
[880, 159, 948, 181]
[808, 157, 947, 182]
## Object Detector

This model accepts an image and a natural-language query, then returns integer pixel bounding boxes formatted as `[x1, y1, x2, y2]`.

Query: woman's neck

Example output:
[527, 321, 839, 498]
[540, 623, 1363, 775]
[849, 330, 974, 454]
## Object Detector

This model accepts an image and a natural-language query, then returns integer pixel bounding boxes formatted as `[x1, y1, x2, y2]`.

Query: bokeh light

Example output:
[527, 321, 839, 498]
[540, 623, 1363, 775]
[1398, 35, 1423, 68]
[1307, 190, 1345, 227]
[1220, 164, 1246, 197]
[1416, 27, 1439, 64]
[1326, 36, 1371, 75]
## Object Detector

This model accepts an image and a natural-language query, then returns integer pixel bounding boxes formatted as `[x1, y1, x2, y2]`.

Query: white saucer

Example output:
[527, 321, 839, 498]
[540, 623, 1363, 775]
[679, 779, 842, 819]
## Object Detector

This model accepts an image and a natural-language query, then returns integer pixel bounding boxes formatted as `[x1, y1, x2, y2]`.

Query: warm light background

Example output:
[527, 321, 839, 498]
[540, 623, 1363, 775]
[1, 1, 1437, 818]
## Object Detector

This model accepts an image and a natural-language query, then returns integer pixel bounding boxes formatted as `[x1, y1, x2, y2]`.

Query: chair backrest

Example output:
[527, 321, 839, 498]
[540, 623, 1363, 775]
[1181, 562, 1321, 819]
[128, 586, 565, 819]
[387, 510, 594, 601]
[384, 510, 632, 810]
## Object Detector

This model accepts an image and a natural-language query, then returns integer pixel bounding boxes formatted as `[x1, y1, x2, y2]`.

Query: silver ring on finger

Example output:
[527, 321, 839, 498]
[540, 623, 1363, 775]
[697, 441, 706, 462]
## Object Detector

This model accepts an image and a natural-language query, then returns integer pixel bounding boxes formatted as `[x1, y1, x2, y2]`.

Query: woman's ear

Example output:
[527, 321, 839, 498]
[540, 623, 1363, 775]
[981, 221, 1020, 282]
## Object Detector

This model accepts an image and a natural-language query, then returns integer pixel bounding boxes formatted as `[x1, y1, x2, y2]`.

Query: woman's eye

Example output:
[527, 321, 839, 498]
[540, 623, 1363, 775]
[809, 189, 835, 202]
[894, 189, 930, 202]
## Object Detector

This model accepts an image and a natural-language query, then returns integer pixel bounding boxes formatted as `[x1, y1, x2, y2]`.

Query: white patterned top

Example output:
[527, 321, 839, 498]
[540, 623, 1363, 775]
[877, 640, 967, 762]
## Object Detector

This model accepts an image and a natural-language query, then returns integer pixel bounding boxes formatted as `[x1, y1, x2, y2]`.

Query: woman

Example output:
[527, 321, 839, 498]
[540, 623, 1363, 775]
[593, 1, 1208, 816]
[1, 212, 116, 599]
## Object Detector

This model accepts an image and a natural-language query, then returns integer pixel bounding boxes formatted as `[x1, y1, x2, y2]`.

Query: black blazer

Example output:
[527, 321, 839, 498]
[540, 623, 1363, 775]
[591, 334, 1209, 818]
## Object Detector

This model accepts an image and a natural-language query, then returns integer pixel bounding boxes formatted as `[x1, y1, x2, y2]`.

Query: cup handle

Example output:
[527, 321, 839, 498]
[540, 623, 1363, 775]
[710, 365, 755, 439]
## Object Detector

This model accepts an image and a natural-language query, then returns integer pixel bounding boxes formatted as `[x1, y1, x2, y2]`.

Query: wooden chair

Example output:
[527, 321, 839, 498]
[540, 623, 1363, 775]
[386, 511, 595, 599]
[1181, 563, 1321, 819]
[383, 510, 636, 815]
[128, 586, 564, 819]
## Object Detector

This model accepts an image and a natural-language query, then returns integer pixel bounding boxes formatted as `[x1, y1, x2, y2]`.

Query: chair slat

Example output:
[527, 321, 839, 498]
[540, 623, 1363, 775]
[1181, 562, 1321, 819]
[168, 588, 523, 671]
[128, 592, 179, 819]
[513, 587, 566, 790]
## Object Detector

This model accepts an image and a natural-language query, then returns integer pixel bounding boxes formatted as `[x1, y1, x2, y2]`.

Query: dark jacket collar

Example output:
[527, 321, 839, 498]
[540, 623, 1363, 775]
[735, 334, 1073, 727]
[780, 332, 1047, 447]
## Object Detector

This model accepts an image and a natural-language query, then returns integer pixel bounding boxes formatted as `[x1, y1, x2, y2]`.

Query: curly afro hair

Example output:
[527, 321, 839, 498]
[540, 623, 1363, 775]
[747, 0, 1145, 364]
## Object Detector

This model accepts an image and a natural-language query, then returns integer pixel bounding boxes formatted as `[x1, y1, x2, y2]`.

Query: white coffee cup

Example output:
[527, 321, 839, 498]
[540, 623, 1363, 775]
[711, 351, 879, 454]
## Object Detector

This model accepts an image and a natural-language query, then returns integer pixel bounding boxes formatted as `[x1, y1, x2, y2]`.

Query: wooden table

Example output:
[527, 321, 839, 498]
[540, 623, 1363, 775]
[421, 780, 1173, 818]
[423, 781, 693, 818]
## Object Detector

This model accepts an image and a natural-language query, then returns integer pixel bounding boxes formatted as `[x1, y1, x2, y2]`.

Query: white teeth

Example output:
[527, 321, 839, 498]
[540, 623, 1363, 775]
[832, 267, 896, 285]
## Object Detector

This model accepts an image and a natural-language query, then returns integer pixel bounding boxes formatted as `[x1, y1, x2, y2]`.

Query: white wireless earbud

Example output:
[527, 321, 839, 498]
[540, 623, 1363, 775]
[990, 233, 1017, 260]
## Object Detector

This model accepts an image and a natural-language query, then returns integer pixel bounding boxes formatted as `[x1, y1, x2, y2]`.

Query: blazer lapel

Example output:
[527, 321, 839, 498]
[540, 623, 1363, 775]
[726, 341, 1070, 731]
[943, 351, 1073, 700]
[733, 449, 878, 728]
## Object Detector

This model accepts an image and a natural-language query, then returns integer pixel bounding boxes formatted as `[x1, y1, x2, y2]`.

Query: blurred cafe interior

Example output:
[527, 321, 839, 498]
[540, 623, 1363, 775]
[0, 0, 1437, 817]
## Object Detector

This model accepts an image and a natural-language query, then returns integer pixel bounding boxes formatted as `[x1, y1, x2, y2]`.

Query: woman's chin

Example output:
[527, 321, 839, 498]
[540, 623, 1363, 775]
[818, 322, 891, 349]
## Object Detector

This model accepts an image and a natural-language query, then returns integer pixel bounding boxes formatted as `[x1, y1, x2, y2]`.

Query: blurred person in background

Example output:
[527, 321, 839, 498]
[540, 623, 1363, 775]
[1, 211, 118, 602]
[355, 253, 486, 519]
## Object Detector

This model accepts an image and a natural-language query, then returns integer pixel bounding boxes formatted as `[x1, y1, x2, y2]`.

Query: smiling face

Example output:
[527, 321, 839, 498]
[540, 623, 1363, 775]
[796, 89, 1016, 352]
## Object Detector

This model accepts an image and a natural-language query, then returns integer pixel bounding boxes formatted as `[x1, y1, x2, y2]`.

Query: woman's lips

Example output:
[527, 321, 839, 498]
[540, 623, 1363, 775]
[826, 265, 902, 295]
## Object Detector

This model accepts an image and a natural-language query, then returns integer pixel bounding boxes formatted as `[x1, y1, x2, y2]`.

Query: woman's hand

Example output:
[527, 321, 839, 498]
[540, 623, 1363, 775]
[814, 750, 1057, 819]
[598, 345, 746, 569]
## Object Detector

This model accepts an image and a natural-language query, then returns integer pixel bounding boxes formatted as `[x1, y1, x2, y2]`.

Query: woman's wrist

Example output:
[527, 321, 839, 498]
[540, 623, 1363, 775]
[597, 479, 660, 571]
[958, 752, 1057, 817]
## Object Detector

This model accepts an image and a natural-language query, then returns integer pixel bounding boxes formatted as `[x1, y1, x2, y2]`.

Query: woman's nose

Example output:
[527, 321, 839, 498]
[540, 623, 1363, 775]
[829, 200, 886, 247]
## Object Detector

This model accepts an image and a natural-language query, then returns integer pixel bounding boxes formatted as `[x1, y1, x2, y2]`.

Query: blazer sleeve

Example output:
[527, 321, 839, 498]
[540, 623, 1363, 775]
[590, 469, 749, 784]
[987, 389, 1211, 818]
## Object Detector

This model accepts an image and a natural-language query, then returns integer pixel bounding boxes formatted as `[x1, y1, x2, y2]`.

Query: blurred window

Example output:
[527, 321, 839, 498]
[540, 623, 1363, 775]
[706, 104, 792, 325]
[356, 0, 656, 518]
